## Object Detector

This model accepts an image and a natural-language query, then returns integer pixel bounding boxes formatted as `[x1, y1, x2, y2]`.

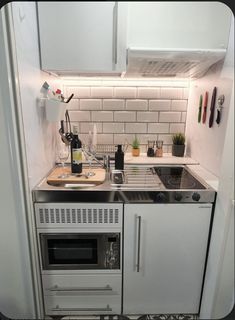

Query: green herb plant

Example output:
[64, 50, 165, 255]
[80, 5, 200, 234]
[132, 135, 140, 149]
[172, 133, 185, 145]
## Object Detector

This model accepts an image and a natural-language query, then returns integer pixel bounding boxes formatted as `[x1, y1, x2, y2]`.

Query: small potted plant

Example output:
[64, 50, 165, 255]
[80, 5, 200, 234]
[172, 133, 185, 157]
[132, 135, 140, 157]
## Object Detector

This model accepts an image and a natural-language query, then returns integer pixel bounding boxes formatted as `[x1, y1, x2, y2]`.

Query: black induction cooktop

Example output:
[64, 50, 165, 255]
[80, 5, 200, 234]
[154, 166, 206, 190]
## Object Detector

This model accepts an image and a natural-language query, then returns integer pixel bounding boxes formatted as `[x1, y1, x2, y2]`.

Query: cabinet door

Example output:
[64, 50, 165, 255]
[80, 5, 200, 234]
[123, 203, 212, 314]
[37, 2, 126, 73]
[127, 2, 231, 50]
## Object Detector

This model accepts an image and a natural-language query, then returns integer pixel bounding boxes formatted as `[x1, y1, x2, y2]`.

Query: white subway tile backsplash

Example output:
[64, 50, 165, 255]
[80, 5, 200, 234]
[126, 100, 148, 110]
[80, 99, 102, 110]
[148, 123, 169, 133]
[114, 111, 136, 122]
[137, 87, 160, 99]
[64, 86, 79, 98]
[103, 99, 125, 110]
[103, 122, 125, 133]
[114, 87, 137, 98]
[149, 100, 171, 111]
[69, 111, 90, 122]
[160, 88, 183, 99]
[62, 80, 188, 146]
[125, 123, 147, 133]
[91, 111, 113, 122]
[169, 123, 185, 133]
[91, 87, 113, 98]
[137, 112, 158, 122]
[64, 86, 90, 99]
[67, 99, 79, 110]
[97, 134, 113, 144]
[80, 122, 102, 133]
[137, 134, 160, 144]
[171, 100, 188, 111]
[158, 134, 174, 144]
[159, 112, 181, 123]
[113, 134, 135, 144]
[75, 87, 91, 98]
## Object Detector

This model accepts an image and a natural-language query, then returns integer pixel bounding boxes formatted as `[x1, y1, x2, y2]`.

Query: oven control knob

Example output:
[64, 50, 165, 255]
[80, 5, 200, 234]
[174, 192, 183, 201]
[156, 192, 167, 203]
[192, 192, 201, 201]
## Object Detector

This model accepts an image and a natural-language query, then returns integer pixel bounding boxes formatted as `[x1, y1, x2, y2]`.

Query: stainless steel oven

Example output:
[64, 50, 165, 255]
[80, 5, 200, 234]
[40, 232, 120, 270]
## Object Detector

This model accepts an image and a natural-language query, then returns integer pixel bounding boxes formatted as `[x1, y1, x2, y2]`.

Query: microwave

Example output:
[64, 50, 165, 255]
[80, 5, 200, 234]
[40, 233, 120, 270]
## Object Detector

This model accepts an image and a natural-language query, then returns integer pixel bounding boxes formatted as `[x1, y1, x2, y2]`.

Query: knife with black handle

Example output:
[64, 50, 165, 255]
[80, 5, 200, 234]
[202, 91, 208, 124]
[198, 94, 203, 123]
[209, 87, 217, 128]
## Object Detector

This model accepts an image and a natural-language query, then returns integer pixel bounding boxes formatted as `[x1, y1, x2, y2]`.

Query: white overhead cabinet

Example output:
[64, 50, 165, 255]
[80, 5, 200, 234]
[37, 2, 127, 74]
[123, 204, 212, 314]
[127, 2, 232, 50]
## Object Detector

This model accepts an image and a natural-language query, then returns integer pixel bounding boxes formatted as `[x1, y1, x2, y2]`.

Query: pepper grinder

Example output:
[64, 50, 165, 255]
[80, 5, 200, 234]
[147, 140, 155, 157]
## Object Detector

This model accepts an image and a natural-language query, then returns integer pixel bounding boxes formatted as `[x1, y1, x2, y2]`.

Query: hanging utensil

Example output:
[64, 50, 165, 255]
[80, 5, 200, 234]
[65, 93, 74, 103]
[202, 91, 209, 124]
[64, 110, 73, 143]
[209, 87, 217, 128]
[216, 94, 225, 125]
[198, 94, 203, 123]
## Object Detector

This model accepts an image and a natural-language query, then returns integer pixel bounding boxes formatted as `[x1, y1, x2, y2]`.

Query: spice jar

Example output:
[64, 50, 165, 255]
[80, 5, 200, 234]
[155, 140, 163, 157]
[147, 140, 155, 157]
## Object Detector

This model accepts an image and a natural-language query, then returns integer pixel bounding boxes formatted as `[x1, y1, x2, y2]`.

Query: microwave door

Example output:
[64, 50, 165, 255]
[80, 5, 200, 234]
[40, 234, 103, 270]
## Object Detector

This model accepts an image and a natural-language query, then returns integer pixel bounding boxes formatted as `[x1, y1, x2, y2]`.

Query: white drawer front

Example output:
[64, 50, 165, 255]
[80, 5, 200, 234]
[43, 274, 121, 315]
[44, 295, 121, 315]
[42, 274, 122, 296]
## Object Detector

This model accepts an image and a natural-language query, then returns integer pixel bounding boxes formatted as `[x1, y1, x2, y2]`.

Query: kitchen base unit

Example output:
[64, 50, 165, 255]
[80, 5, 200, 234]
[34, 203, 123, 317]
[123, 203, 212, 315]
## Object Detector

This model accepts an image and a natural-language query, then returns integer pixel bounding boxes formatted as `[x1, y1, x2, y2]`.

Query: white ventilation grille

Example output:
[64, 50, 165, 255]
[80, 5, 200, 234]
[139, 60, 199, 76]
[126, 48, 226, 79]
[36, 204, 122, 228]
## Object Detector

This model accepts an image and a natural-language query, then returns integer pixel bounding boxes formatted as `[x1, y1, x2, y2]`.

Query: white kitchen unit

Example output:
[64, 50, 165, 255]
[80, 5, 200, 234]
[37, 2, 127, 74]
[34, 203, 123, 316]
[127, 2, 231, 50]
[123, 203, 212, 314]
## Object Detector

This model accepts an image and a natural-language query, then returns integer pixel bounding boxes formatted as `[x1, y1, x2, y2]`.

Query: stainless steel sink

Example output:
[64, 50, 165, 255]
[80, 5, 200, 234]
[110, 166, 162, 190]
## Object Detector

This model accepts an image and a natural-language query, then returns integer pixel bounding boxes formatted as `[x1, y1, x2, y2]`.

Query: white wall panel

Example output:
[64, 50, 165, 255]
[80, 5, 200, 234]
[12, 2, 61, 189]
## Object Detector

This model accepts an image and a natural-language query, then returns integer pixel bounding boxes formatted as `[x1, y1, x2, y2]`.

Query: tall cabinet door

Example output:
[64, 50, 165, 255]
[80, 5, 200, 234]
[123, 203, 212, 314]
[37, 2, 126, 73]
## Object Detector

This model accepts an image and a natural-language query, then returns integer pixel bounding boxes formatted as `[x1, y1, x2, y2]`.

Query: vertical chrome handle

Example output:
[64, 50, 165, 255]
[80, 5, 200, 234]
[113, 2, 118, 65]
[136, 215, 141, 272]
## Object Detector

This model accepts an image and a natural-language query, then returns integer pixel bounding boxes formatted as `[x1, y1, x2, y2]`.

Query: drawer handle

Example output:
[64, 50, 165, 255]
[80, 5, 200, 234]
[49, 284, 113, 292]
[52, 304, 112, 312]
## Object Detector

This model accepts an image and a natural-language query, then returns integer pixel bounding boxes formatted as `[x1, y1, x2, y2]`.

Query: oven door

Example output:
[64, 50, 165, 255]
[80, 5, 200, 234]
[40, 233, 104, 270]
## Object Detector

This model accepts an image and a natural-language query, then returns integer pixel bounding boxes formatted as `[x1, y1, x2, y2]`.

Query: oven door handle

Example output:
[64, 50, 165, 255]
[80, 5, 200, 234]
[51, 304, 112, 312]
[48, 284, 113, 292]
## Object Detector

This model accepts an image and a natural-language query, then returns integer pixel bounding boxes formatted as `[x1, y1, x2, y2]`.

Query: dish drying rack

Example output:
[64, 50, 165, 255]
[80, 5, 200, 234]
[95, 143, 129, 158]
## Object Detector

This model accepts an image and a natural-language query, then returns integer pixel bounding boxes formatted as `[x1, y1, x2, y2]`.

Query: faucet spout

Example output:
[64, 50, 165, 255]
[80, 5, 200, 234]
[82, 148, 110, 171]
